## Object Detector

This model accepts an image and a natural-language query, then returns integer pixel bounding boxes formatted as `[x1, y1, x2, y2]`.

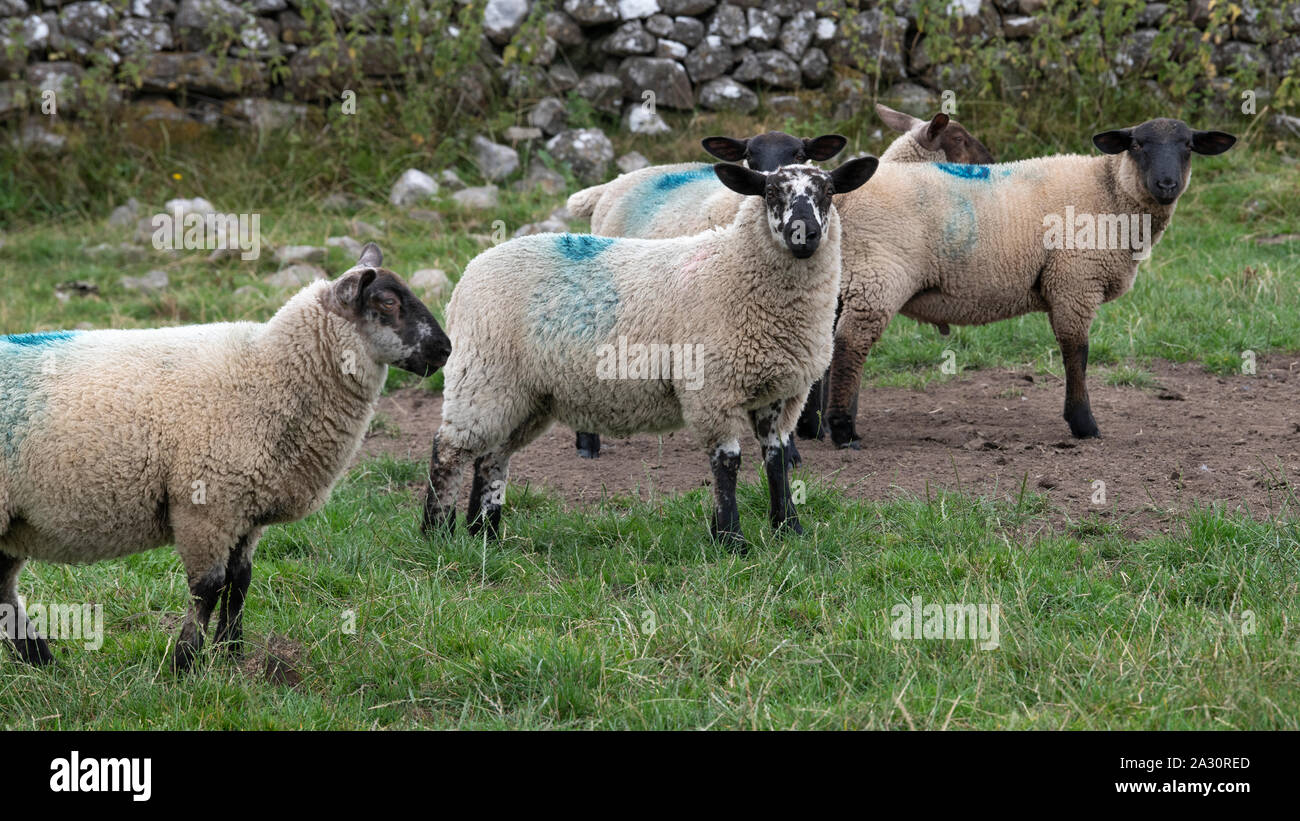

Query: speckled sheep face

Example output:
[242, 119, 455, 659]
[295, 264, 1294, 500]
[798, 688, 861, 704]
[714, 157, 880, 259]
[701, 131, 848, 172]
[331, 244, 451, 377]
[1093, 118, 1236, 206]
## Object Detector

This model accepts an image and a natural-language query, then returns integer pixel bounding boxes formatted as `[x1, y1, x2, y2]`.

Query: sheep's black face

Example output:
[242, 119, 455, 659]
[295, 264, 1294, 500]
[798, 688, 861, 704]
[701, 131, 848, 172]
[713, 157, 880, 260]
[333, 243, 451, 377]
[1093, 118, 1236, 206]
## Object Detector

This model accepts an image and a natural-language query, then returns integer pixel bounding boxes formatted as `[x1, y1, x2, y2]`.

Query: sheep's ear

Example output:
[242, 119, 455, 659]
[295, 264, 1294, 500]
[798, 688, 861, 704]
[803, 134, 848, 161]
[1092, 128, 1134, 154]
[701, 136, 749, 162]
[924, 113, 950, 145]
[357, 241, 383, 268]
[335, 268, 377, 312]
[713, 163, 767, 196]
[876, 103, 919, 134]
[830, 156, 878, 195]
[1191, 130, 1236, 155]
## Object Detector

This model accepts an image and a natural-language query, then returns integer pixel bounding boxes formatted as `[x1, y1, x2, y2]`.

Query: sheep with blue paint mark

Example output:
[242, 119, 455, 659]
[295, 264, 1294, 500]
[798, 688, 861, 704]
[421, 157, 879, 549]
[814, 118, 1236, 449]
[0, 244, 450, 670]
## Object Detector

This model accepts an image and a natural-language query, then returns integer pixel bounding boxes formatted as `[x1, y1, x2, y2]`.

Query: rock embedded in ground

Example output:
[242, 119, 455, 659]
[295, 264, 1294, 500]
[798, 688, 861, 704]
[389, 168, 438, 207]
[266, 263, 327, 288]
[616, 151, 650, 173]
[472, 135, 520, 181]
[119, 269, 169, 294]
[545, 128, 615, 184]
[273, 245, 325, 265]
[452, 185, 500, 210]
[408, 268, 453, 301]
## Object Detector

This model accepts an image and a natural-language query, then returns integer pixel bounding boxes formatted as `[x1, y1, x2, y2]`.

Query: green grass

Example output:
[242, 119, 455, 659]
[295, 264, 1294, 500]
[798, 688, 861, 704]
[3, 457, 1296, 730]
[1, 114, 1298, 729]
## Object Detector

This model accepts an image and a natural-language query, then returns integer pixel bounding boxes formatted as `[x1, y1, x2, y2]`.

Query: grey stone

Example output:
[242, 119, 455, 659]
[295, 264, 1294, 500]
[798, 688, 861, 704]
[452, 185, 500, 210]
[513, 218, 568, 236]
[57, 1, 115, 44]
[222, 97, 305, 129]
[116, 18, 172, 53]
[108, 198, 141, 228]
[746, 7, 781, 44]
[545, 10, 585, 45]
[266, 263, 327, 289]
[766, 93, 801, 117]
[575, 72, 625, 114]
[1002, 14, 1040, 38]
[645, 12, 675, 36]
[563, 0, 619, 25]
[545, 128, 615, 184]
[672, 15, 705, 45]
[827, 9, 905, 79]
[547, 63, 580, 91]
[531, 96, 568, 136]
[389, 168, 439, 207]
[656, 37, 689, 59]
[616, 151, 650, 173]
[708, 3, 747, 45]
[618, 56, 694, 108]
[273, 245, 326, 265]
[472, 135, 521, 181]
[697, 76, 758, 111]
[514, 163, 567, 195]
[660, 0, 715, 13]
[618, 0, 660, 18]
[325, 235, 364, 257]
[733, 48, 801, 88]
[622, 103, 671, 134]
[504, 125, 543, 142]
[604, 20, 656, 55]
[799, 46, 828, 86]
[484, 0, 530, 45]
[778, 9, 813, 59]
[408, 268, 452, 301]
[685, 35, 732, 82]
[881, 81, 937, 115]
[119, 269, 169, 294]
[174, 0, 253, 52]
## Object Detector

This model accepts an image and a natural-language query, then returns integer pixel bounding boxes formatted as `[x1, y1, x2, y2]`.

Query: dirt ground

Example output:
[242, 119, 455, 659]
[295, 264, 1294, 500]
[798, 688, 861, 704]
[360, 356, 1300, 537]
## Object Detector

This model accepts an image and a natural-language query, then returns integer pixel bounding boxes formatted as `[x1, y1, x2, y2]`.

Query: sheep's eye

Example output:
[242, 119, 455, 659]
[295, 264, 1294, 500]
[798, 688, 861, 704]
[377, 297, 399, 313]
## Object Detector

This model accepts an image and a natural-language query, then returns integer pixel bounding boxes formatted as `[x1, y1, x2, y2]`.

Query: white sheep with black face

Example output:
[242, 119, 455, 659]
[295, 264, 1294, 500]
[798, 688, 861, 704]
[0, 244, 451, 671]
[421, 158, 879, 550]
[811, 118, 1236, 449]
[562, 115, 994, 457]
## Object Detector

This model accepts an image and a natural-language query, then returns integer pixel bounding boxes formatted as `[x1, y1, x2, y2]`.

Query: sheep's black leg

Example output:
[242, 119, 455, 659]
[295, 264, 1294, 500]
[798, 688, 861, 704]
[708, 442, 745, 550]
[783, 434, 801, 469]
[214, 532, 258, 655]
[174, 562, 226, 673]
[795, 378, 825, 440]
[1060, 338, 1099, 438]
[575, 431, 601, 459]
[422, 435, 470, 536]
[0, 554, 52, 666]
[752, 404, 803, 536]
[466, 456, 504, 539]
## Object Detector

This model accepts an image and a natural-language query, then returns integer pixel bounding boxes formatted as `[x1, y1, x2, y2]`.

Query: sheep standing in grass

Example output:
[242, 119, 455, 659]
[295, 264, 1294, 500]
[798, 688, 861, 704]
[0, 244, 451, 670]
[812, 118, 1235, 449]
[566, 115, 991, 453]
[421, 158, 879, 548]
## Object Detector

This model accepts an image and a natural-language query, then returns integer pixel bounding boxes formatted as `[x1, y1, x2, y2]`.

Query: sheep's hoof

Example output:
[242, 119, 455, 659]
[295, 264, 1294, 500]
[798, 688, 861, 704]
[1065, 408, 1101, 439]
[835, 438, 862, 450]
[420, 506, 455, 537]
[576, 447, 599, 459]
[11, 636, 54, 666]
[775, 518, 805, 537]
[575, 432, 601, 458]
[794, 420, 823, 440]
[171, 642, 202, 674]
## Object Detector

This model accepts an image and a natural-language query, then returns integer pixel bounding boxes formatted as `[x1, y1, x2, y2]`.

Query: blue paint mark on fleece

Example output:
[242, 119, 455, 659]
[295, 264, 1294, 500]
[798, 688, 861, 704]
[555, 233, 615, 261]
[935, 162, 991, 180]
[941, 195, 979, 259]
[623, 164, 718, 232]
[529, 239, 620, 345]
[1, 330, 79, 347]
[0, 330, 79, 462]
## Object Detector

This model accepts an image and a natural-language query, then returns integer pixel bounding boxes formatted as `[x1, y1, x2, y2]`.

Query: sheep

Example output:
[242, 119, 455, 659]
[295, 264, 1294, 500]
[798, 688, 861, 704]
[874, 103, 994, 164]
[566, 113, 991, 458]
[807, 117, 1235, 449]
[420, 157, 879, 549]
[0, 243, 451, 670]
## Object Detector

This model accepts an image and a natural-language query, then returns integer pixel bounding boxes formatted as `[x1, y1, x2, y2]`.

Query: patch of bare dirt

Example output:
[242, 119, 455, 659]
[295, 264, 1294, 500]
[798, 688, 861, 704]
[240, 634, 305, 688]
[360, 357, 1300, 537]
